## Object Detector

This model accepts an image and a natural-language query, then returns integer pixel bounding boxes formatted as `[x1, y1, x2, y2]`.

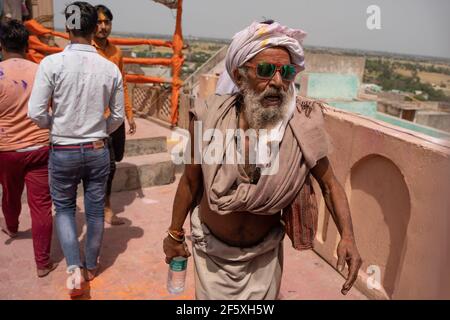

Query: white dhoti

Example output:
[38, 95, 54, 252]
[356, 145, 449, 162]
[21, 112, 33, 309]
[190, 208, 285, 300]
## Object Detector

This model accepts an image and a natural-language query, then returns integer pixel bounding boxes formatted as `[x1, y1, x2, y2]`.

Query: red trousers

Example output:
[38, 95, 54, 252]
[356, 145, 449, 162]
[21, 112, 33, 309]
[0, 147, 52, 269]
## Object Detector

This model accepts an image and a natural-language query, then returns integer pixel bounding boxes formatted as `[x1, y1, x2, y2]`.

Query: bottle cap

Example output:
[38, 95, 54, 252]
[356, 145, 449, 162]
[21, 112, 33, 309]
[170, 256, 187, 271]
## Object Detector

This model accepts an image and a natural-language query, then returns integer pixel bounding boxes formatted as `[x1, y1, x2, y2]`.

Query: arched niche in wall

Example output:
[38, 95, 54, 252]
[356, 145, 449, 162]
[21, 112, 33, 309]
[347, 154, 411, 299]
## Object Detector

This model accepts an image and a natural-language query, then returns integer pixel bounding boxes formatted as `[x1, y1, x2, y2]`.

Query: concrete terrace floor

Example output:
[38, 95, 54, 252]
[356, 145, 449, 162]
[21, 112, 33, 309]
[0, 174, 367, 300]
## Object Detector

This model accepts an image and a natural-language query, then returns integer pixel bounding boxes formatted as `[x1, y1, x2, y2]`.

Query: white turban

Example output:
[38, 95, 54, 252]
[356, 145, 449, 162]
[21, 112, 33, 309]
[216, 21, 307, 94]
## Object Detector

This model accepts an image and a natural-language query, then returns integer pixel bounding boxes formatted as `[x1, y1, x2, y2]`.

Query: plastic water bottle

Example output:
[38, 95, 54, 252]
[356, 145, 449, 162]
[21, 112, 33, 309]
[167, 256, 187, 294]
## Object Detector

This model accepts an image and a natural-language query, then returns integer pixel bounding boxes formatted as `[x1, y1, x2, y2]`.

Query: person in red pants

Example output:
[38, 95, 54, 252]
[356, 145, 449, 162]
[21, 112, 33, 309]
[0, 20, 57, 277]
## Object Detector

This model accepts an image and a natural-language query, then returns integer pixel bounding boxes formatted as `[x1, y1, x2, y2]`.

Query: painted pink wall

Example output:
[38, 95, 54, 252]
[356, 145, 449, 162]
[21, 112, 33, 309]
[316, 107, 450, 299]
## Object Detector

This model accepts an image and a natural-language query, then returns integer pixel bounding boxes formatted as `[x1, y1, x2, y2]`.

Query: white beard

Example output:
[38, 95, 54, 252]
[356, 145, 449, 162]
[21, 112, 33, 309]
[241, 83, 293, 130]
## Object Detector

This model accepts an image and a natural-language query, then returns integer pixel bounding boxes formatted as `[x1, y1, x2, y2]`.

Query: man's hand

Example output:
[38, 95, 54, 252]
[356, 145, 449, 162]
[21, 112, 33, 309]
[336, 237, 362, 295]
[163, 236, 191, 264]
[127, 117, 137, 135]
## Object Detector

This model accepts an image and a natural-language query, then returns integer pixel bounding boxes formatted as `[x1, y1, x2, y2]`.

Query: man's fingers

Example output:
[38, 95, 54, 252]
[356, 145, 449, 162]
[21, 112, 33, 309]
[336, 254, 346, 272]
[164, 239, 190, 265]
[183, 242, 191, 257]
[127, 122, 137, 135]
[342, 258, 362, 294]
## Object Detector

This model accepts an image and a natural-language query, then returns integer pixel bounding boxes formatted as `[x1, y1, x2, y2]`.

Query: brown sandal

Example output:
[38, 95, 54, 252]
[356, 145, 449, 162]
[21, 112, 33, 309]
[37, 262, 59, 278]
[1, 227, 18, 238]
[84, 266, 99, 281]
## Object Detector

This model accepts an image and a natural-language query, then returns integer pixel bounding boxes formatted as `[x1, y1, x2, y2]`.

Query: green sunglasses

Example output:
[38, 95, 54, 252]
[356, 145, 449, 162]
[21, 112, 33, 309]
[244, 62, 300, 81]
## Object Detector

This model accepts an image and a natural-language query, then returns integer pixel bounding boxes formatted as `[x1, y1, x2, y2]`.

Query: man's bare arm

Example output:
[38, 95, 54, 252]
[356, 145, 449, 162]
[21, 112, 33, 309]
[163, 117, 202, 263]
[311, 157, 362, 295]
[311, 157, 354, 240]
[169, 164, 202, 232]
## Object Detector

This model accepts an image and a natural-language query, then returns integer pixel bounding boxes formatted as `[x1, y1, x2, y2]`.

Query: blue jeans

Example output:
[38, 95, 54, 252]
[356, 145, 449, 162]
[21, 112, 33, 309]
[49, 144, 110, 271]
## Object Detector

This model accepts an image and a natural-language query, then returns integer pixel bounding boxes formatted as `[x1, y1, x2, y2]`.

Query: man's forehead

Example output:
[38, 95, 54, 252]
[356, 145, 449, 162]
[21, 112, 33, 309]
[250, 47, 292, 62]
[97, 12, 111, 22]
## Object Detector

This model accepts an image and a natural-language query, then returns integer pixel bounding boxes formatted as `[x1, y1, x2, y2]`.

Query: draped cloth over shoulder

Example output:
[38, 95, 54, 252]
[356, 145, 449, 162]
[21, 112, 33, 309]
[189, 94, 330, 250]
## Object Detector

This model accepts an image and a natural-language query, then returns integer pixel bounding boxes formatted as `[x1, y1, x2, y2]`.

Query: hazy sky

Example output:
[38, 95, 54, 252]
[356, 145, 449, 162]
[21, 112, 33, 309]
[53, 0, 450, 58]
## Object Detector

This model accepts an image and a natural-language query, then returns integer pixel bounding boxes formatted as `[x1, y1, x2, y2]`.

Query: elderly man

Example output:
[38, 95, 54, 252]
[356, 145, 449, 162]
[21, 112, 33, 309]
[163, 21, 362, 300]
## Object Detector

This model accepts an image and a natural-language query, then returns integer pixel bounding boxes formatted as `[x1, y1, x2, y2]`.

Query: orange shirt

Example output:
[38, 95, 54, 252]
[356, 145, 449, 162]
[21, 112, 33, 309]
[93, 39, 133, 120]
[0, 58, 49, 151]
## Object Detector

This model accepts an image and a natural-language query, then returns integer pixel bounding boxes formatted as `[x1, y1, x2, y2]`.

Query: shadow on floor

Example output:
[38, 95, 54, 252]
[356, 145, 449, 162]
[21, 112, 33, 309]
[75, 190, 145, 276]
[113, 188, 145, 216]
[97, 217, 144, 276]
[1, 226, 32, 246]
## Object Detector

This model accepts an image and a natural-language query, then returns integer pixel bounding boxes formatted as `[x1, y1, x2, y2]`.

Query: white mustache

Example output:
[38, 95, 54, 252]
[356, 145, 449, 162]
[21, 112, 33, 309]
[259, 87, 288, 103]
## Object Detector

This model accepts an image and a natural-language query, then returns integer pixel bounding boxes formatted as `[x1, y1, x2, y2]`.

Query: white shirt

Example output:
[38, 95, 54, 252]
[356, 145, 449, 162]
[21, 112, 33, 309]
[28, 43, 124, 145]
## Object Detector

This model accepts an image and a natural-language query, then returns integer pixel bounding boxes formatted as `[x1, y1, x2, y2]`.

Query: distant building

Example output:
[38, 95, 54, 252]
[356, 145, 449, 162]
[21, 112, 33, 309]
[362, 83, 382, 93]
[29, 0, 54, 28]
[294, 57, 449, 137]
[302, 52, 366, 83]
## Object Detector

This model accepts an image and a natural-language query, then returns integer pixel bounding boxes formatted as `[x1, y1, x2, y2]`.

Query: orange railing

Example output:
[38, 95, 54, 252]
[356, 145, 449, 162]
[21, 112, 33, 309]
[25, 0, 184, 125]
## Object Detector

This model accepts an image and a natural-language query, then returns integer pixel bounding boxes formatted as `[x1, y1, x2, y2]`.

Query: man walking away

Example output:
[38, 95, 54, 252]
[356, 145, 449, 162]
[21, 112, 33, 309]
[0, 19, 56, 278]
[28, 2, 124, 298]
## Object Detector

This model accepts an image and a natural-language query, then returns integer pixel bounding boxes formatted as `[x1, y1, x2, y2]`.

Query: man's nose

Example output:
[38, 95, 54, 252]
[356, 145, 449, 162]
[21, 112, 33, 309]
[269, 70, 283, 89]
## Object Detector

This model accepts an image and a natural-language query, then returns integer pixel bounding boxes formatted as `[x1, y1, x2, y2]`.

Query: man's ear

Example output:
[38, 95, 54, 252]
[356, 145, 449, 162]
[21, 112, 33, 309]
[233, 68, 243, 87]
